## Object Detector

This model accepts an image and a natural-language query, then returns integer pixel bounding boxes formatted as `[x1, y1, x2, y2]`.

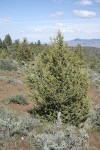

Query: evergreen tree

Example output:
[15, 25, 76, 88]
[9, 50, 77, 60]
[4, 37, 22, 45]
[75, 44, 84, 60]
[16, 38, 32, 61]
[37, 40, 41, 45]
[90, 58, 98, 70]
[2, 40, 7, 49]
[0, 38, 3, 48]
[13, 39, 20, 47]
[8, 39, 20, 59]
[27, 31, 89, 126]
[4, 34, 12, 48]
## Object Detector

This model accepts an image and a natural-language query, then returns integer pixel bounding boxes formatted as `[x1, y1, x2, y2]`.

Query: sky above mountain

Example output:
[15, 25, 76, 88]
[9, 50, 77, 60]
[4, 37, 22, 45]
[0, 0, 100, 43]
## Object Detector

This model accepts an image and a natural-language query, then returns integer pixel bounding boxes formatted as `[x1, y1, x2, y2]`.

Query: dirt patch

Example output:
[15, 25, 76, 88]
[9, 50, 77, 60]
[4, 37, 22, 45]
[89, 85, 100, 106]
[0, 69, 30, 100]
[89, 132, 100, 150]
[0, 69, 33, 113]
[7, 102, 34, 112]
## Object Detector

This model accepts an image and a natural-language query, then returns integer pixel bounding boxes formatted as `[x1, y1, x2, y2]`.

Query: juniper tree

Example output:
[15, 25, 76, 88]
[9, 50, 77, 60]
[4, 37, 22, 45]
[27, 31, 89, 126]
[4, 34, 12, 48]
[16, 38, 32, 62]
[75, 44, 85, 61]
[0, 38, 3, 48]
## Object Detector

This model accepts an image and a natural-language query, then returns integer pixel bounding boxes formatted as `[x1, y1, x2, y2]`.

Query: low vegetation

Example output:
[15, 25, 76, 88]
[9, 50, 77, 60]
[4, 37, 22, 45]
[0, 58, 18, 71]
[7, 94, 29, 105]
[0, 105, 90, 150]
[90, 106, 100, 131]
[0, 105, 41, 150]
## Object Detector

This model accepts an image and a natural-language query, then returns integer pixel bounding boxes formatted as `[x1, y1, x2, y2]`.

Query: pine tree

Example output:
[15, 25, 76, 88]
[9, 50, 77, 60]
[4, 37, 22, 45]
[27, 31, 89, 126]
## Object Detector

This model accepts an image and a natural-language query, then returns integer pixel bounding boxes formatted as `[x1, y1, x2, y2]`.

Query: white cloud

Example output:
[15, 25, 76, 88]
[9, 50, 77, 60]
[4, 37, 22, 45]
[60, 28, 83, 33]
[0, 17, 12, 25]
[74, 10, 96, 18]
[27, 25, 53, 34]
[55, 23, 65, 27]
[53, 0, 64, 4]
[53, 22, 83, 34]
[34, 28, 44, 33]
[79, 0, 93, 5]
[95, 0, 100, 2]
[11, 19, 100, 42]
[51, 11, 64, 17]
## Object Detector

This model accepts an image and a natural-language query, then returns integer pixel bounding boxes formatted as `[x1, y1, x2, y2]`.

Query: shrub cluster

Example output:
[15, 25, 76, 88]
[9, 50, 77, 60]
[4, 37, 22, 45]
[34, 125, 89, 150]
[7, 94, 29, 105]
[90, 106, 100, 131]
[7, 79, 23, 85]
[0, 59, 18, 71]
[0, 105, 90, 150]
[0, 105, 41, 149]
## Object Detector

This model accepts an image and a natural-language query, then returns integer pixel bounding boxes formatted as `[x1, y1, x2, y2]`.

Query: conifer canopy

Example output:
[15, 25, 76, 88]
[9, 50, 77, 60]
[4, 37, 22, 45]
[27, 31, 89, 126]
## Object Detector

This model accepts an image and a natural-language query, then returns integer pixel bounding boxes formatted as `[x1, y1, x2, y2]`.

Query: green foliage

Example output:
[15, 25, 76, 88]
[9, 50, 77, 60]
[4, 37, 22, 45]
[27, 31, 89, 126]
[90, 58, 99, 71]
[0, 49, 9, 58]
[13, 39, 20, 47]
[0, 34, 49, 62]
[16, 38, 33, 62]
[0, 38, 3, 48]
[82, 47, 100, 73]
[7, 94, 28, 105]
[37, 40, 41, 45]
[75, 44, 85, 62]
[7, 39, 20, 59]
[3, 34, 12, 48]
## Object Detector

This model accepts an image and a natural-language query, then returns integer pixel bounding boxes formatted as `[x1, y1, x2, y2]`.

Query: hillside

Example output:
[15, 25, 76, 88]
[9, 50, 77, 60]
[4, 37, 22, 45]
[67, 39, 100, 48]
[0, 33, 100, 150]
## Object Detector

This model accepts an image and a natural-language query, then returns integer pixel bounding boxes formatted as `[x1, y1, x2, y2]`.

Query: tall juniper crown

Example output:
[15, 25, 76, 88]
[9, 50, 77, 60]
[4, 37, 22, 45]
[27, 31, 89, 126]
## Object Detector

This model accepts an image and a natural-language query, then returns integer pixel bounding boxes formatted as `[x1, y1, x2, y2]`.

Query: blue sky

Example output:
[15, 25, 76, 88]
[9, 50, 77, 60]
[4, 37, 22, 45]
[0, 0, 100, 43]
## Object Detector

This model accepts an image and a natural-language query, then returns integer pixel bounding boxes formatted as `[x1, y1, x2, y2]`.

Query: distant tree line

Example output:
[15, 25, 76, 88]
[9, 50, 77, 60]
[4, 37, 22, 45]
[0, 33, 100, 71]
[0, 34, 49, 62]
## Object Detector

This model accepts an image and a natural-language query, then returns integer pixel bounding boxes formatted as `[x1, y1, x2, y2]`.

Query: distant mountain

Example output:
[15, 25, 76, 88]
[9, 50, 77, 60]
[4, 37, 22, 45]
[66, 38, 100, 48]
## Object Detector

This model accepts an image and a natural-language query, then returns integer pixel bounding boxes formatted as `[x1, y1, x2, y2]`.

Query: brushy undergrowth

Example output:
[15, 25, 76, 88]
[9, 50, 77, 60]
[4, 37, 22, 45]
[90, 106, 100, 131]
[0, 105, 41, 149]
[7, 94, 29, 105]
[88, 69, 100, 92]
[7, 78, 23, 85]
[34, 125, 89, 150]
[0, 58, 18, 71]
[1, 105, 98, 150]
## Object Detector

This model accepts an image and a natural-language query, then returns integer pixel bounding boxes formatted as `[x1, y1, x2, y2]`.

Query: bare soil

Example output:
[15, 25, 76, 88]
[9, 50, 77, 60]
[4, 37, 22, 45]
[0, 69, 33, 112]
